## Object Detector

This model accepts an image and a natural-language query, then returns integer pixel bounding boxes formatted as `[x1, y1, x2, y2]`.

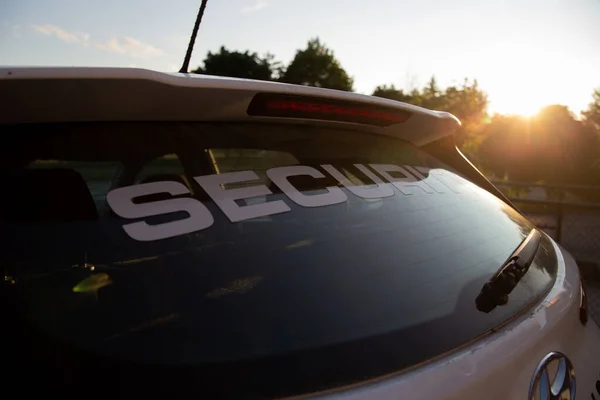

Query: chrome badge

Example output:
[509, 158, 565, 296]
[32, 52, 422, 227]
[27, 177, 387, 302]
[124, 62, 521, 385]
[529, 352, 576, 400]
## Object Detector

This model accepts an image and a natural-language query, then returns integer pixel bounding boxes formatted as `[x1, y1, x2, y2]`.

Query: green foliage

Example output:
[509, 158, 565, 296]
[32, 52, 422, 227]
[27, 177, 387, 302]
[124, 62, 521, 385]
[372, 84, 413, 102]
[192, 38, 353, 91]
[279, 38, 354, 91]
[582, 88, 600, 132]
[191, 46, 277, 81]
[477, 105, 600, 185]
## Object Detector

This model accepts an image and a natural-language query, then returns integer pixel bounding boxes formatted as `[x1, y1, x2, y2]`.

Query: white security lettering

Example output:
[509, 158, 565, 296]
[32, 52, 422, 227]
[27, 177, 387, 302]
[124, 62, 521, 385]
[106, 164, 464, 242]
[321, 164, 394, 199]
[194, 170, 290, 222]
[369, 164, 436, 195]
[404, 166, 445, 193]
[106, 181, 214, 241]
[411, 166, 462, 194]
[267, 166, 347, 207]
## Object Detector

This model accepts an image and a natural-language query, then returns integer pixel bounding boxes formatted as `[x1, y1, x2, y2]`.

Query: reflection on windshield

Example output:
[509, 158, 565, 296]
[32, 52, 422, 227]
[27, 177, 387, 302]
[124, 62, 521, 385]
[206, 276, 264, 299]
[72, 273, 112, 294]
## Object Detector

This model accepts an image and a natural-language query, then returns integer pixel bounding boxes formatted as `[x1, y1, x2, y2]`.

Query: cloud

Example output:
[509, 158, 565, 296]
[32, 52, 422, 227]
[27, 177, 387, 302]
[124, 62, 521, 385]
[32, 24, 89, 44]
[241, 0, 269, 13]
[30, 23, 164, 59]
[96, 37, 164, 59]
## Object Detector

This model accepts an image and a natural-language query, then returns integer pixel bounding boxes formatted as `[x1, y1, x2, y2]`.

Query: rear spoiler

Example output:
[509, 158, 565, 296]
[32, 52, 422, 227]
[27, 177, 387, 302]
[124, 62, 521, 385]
[0, 67, 460, 147]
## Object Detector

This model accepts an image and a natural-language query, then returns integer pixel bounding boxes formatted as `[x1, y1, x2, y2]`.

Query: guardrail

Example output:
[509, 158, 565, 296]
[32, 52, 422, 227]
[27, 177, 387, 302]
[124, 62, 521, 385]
[491, 181, 600, 266]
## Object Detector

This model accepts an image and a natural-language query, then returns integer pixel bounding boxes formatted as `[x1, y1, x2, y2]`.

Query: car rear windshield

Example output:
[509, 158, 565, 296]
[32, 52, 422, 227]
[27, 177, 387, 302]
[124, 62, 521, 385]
[1, 122, 557, 398]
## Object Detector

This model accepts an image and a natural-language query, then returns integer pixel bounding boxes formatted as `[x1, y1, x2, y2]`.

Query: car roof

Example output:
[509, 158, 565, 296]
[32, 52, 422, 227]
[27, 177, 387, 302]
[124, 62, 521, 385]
[0, 67, 461, 146]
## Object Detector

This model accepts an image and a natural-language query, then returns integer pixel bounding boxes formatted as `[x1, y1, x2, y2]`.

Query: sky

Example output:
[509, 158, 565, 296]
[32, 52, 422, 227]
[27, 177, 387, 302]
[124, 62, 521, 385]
[1, 0, 599, 116]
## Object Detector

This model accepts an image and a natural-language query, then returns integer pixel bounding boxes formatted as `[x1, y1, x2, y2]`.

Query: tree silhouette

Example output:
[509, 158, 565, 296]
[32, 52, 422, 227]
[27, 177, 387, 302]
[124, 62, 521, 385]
[478, 105, 600, 185]
[582, 88, 600, 132]
[280, 38, 354, 91]
[191, 46, 278, 81]
[372, 84, 413, 102]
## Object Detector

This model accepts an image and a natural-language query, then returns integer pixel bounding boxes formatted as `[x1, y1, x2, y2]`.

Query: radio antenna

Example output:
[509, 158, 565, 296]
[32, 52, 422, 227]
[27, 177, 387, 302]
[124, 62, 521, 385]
[179, 0, 209, 73]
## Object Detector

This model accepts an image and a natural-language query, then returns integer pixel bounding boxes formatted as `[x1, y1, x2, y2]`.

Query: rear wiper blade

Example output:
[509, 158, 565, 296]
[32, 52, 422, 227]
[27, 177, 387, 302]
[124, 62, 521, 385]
[476, 229, 542, 313]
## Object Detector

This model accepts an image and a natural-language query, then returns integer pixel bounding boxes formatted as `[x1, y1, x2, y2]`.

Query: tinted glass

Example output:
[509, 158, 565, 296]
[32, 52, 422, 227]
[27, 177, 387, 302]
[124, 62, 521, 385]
[0, 122, 557, 398]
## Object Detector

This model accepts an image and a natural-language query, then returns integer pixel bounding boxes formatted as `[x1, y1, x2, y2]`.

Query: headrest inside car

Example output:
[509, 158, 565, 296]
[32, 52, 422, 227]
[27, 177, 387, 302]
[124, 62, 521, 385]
[140, 173, 189, 187]
[1, 168, 98, 223]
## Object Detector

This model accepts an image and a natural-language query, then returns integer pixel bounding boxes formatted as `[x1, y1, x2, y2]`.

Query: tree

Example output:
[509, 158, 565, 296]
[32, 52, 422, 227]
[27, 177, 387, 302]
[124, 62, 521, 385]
[372, 84, 413, 102]
[372, 77, 487, 120]
[478, 105, 600, 185]
[419, 76, 443, 110]
[441, 79, 488, 123]
[280, 38, 354, 91]
[581, 89, 600, 182]
[191, 46, 279, 81]
[582, 88, 600, 132]
[441, 79, 489, 154]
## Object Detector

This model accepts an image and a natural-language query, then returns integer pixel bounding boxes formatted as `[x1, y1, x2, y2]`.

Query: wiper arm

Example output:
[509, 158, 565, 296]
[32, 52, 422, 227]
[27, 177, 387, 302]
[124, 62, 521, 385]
[476, 229, 542, 313]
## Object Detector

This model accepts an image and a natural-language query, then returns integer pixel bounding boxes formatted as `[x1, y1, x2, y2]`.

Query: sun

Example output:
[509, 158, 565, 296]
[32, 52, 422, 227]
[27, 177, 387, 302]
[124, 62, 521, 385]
[492, 99, 545, 117]
[496, 102, 540, 117]
[486, 71, 555, 117]
[488, 78, 554, 117]
[480, 39, 584, 118]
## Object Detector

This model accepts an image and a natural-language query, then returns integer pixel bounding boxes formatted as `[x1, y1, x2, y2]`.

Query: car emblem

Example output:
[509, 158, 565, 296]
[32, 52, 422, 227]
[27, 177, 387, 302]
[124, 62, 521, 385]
[528, 352, 576, 400]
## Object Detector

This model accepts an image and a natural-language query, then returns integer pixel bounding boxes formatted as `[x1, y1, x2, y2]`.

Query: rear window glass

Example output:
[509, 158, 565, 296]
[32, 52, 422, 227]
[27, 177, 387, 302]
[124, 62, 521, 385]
[1, 122, 557, 398]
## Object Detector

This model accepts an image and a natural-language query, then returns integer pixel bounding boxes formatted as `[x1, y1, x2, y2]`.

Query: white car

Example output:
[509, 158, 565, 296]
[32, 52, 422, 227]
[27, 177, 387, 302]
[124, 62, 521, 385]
[1, 67, 599, 400]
